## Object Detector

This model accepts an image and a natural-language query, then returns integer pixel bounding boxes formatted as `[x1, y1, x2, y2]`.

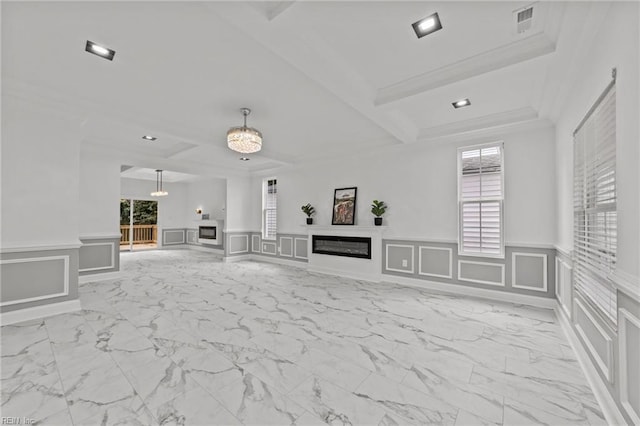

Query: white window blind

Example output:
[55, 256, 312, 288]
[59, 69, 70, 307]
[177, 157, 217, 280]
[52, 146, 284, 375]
[573, 81, 617, 324]
[458, 144, 504, 257]
[263, 178, 277, 240]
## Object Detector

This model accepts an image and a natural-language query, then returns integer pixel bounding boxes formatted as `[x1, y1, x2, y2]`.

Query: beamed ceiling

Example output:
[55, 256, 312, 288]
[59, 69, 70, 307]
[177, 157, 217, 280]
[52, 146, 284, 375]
[1, 1, 610, 179]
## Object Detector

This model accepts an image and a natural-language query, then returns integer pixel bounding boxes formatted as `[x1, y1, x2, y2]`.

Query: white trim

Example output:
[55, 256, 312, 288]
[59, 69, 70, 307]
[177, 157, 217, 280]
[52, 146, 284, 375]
[385, 244, 415, 274]
[294, 238, 308, 260]
[384, 237, 456, 244]
[0, 256, 70, 307]
[279, 237, 293, 258]
[186, 229, 198, 244]
[261, 241, 277, 255]
[223, 254, 252, 263]
[505, 242, 556, 249]
[228, 235, 249, 254]
[0, 299, 82, 326]
[619, 308, 640, 425]
[250, 254, 306, 269]
[308, 264, 381, 283]
[555, 257, 562, 300]
[305, 225, 387, 233]
[79, 242, 115, 272]
[512, 252, 548, 292]
[611, 270, 640, 303]
[418, 246, 453, 279]
[252, 235, 261, 253]
[79, 234, 121, 241]
[573, 298, 614, 383]
[79, 271, 122, 284]
[554, 245, 573, 259]
[555, 304, 627, 426]
[458, 260, 505, 286]
[163, 229, 185, 245]
[0, 242, 82, 253]
[184, 245, 224, 256]
[555, 257, 573, 319]
[384, 274, 555, 309]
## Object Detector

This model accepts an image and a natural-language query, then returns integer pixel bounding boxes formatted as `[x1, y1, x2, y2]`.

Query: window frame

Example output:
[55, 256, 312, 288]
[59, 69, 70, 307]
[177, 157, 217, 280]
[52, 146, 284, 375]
[457, 141, 505, 259]
[262, 177, 277, 241]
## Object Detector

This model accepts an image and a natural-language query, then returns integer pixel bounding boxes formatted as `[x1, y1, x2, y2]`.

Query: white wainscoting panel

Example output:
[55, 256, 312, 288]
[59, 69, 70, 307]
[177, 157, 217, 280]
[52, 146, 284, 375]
[418, 246, 453, 279]
[556, 257, 573, 319]
[458, 260, 505, 286]
[262, 241, 277, 255]
[280, 237, 293, 258]
[228, 235, 249, 254]
[252, 235, 261, 253]
[0, 255, 70, 306]
[619, 308, 640, 424]
[512, 252, 547, 292]
[574, 298, 614, 383]
[294, 238, 308, 260]
[385, 244, 414, 274]
[79, 242, 115, 272]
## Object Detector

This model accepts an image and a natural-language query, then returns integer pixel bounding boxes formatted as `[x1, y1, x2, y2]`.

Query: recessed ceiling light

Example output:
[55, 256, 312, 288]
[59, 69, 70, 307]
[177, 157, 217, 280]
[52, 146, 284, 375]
[142, 135, 157, 141]
[239, 157, 250, 161]
[85, 40, 115, 61]
[452, 98, 471, 109]
[412, 13, 443, 38]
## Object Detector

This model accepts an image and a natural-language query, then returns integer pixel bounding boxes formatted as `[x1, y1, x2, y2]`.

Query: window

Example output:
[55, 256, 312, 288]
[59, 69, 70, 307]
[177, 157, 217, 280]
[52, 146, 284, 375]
[458, 143, 504, 257]
[573, 81, 617, 324]
[263, 178, 277, 240]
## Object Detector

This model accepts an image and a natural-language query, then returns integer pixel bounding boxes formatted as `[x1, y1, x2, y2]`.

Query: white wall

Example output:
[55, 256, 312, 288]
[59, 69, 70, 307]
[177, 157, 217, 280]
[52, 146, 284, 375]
[255, 126, 557, 246]
[120, 178, 188, 230]
[555, 2, 639, 277]
[79, 151, 120, 236]
[225, 176, 252, 232]
[186, 178, 226, 224]
[1, 97, 81, 247]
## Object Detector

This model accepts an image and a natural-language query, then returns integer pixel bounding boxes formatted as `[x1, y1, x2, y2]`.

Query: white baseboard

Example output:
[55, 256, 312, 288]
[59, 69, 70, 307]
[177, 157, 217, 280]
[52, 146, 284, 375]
[308, 265, 382, 283]
[383, 274, 556, 309]
[224, 254, 253, 262]
[554, 304, 627, 426]
[185, 245, 224, 256]
[79, 271, 122, 284]
[250, 254, 307, 269]
[0, 299, 82, 326]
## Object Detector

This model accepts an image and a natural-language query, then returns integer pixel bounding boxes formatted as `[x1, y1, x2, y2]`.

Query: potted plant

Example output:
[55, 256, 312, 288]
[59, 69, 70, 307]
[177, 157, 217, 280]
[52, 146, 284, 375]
[301, 203, 315, 225]
[371, 200, 387, 226]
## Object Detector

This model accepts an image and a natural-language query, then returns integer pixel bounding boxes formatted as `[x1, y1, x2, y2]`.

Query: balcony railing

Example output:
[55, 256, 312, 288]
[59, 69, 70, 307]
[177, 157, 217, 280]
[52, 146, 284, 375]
[120, 225, 157, 245]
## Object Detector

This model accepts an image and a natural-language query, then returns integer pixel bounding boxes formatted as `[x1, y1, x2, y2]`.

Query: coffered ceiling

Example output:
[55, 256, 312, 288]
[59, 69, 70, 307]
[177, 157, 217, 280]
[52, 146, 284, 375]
[1, 1, 608, 178]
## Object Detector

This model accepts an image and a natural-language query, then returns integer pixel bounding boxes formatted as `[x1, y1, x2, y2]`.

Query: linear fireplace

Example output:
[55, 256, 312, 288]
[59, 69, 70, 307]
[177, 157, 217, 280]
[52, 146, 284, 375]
[198, 225, 218, 245]
[312, 235, 371, 259]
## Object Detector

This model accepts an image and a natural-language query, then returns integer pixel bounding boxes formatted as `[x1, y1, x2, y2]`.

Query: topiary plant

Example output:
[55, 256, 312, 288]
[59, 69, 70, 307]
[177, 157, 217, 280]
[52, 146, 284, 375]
[301, 203, 315, 217]
[370, 200, 387, 217]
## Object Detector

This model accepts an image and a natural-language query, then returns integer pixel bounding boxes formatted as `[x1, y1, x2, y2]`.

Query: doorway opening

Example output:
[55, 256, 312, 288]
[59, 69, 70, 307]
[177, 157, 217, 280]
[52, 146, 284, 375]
[120, 199, 158, 251]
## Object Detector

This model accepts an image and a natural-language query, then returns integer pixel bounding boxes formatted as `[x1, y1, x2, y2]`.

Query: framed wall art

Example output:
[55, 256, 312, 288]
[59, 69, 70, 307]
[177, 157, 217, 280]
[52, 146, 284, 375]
[331, 187, 357, 225]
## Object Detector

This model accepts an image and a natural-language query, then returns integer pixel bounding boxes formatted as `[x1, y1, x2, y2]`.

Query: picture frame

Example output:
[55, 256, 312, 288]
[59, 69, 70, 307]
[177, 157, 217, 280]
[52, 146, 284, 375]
[331, 187, 357, 225]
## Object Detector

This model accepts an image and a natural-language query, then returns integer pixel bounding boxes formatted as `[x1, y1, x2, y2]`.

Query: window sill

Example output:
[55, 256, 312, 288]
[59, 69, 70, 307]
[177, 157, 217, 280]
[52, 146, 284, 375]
[458, 251, 505, 260]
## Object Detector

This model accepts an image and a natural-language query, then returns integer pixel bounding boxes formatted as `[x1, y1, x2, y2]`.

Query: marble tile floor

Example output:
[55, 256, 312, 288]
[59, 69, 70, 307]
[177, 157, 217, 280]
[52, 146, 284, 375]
[1, 249, 605, 425]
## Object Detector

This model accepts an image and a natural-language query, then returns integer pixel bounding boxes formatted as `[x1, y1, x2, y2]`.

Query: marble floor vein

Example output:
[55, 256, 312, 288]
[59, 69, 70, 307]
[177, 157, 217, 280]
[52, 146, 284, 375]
[1, 249, 604, 425]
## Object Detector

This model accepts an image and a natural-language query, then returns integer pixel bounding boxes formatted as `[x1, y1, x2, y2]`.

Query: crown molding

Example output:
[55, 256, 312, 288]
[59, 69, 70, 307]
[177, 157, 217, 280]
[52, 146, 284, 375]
[375, 32, 556, 106]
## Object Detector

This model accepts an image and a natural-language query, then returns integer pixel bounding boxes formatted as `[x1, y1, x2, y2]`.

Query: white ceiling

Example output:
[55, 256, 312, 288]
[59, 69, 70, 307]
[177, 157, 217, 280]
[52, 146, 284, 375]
[2, 1, 601, 178]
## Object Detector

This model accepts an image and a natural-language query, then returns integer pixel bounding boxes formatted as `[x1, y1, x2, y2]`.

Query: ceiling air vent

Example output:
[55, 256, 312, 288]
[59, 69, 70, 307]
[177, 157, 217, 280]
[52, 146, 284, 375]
[515, 4, 534, 34]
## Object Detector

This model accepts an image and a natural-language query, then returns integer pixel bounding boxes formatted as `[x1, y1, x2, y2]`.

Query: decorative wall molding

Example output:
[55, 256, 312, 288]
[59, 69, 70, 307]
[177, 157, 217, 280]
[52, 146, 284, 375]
[79, 271, 122, 284]
[228, 235, 249, 255]
[458, 260, 505, 286]
[261, 241, 277, 255]
[0, 299, 81, 326]
[612, 270, 640, 303]
[252, 235, 261, 253]
[162, 229, 185, 245]
[79, 233, 121, 240]
[279, 237, 293, 258]
[0, 241, 82, 254]
[555, 304, 627, 426]
[79, 242, 115, 272]
[619, 308, 640, 425]
[294, 238, 308, 260]
[0, 255, 70, 307]
[418, 246, 453, 279]
[512, 252, 548, 292]
[385, 244, 415, 274]
[573, 298, 614, 383]
[555, 256, 573, 319]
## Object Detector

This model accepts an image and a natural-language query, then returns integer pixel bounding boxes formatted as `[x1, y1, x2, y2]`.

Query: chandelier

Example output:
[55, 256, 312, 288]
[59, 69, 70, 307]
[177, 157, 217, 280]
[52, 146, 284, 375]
[150, 169, 168, 197]
[227, 108, 262, 154]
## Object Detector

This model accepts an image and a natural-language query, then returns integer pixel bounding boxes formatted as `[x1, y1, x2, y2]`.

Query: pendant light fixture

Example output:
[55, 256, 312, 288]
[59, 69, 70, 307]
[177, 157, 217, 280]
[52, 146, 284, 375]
[150, 169, 168, 197]
[227, 107, 262, 154]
